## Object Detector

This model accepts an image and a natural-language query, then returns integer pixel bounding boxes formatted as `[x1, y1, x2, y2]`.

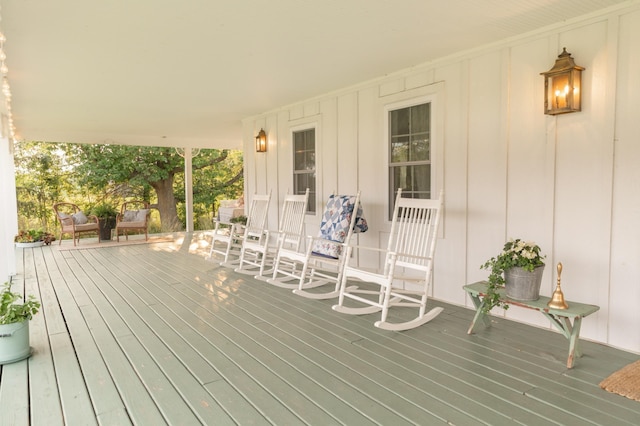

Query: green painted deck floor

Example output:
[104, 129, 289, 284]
[3, 233, 640, 425]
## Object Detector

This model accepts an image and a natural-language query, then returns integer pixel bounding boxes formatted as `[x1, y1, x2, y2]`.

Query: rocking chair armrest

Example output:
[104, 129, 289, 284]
[87, 214, 100, 223]
[388, 251, 432, 262]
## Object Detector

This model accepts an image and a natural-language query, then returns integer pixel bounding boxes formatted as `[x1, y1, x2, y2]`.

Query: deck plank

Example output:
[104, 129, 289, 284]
[73, 249, 233, 425]
[45, 248, 131, 422]
[24, 248, 65, 426]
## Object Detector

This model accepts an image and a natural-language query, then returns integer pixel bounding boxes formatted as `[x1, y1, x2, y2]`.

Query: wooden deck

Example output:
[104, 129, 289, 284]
[2, 233, 639, 425]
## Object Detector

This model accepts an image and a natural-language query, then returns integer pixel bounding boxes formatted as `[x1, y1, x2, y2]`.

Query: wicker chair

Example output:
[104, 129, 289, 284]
[52, 202, 101, 246]
[115, 201, 150, 242]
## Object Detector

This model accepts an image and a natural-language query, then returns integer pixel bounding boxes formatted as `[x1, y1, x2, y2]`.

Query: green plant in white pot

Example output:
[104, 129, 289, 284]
[0, 282, 41, 364]
[480, 238, 545, 313]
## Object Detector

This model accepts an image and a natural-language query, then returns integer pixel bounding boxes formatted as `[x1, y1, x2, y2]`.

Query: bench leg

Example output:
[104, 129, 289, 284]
[566, 317, 583, 368]
[467, 294, 491, 334]
[543, 313, 583, 369]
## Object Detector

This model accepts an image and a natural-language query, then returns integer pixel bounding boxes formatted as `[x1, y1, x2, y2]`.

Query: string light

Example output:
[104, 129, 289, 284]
[0, 5, 17, 142]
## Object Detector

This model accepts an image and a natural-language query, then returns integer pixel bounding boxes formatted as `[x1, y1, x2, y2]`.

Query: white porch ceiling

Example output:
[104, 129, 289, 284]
[0, 0, 634, 149]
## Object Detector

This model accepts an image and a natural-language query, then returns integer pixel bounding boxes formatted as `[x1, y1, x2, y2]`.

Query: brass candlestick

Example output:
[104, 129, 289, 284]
[548, 262, 569, 309]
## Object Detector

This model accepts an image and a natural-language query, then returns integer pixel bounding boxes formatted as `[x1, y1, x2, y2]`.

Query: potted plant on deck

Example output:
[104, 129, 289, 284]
[480, 238, 546, 313]
[0, 282, 41, 364]
[14, 229, 55, 247]
[91, 203, 119, 241]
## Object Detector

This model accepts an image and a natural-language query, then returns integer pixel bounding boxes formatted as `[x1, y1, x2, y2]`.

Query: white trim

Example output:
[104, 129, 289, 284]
[381, 83, 445, 222]
[289, 117, 321, 216]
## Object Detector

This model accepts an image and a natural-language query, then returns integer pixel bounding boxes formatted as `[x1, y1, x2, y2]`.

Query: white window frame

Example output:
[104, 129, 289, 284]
[384, 94, 437, 219]
[291, 123, 318, 214]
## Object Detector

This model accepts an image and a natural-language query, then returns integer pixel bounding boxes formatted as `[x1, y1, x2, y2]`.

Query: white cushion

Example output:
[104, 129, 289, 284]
[123, 210, 137, 222]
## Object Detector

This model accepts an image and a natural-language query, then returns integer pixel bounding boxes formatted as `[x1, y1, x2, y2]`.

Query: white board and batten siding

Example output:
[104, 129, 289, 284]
[243, 5, 640, 353]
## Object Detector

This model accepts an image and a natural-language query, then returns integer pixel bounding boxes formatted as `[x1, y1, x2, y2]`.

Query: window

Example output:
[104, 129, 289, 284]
[293, 128, 316, 213]
[388, 102, 431, 218]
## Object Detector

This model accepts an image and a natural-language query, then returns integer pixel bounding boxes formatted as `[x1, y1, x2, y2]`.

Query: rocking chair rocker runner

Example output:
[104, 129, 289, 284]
[267, 192, 368, 299]
[234, 189, 309, 278]
[210, 192, 271, 266]
[332, 189, 444, 331]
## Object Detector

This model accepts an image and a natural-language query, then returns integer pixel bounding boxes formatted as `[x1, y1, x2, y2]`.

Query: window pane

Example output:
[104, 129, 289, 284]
[390, 136, 410, 163]
[294, 172, 316, 213]
[390, 109, 409, 135]
[411, 103, 430, 133]
[410, 134, 429, 161]
[388, 102, 431, 218]
[390, 164, 431, 196]
[293, 128, 316, 213]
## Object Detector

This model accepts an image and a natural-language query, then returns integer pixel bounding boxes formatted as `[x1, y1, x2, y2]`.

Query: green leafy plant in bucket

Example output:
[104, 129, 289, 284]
[480, 238, 545, 313]
[0, 282, 41, 325]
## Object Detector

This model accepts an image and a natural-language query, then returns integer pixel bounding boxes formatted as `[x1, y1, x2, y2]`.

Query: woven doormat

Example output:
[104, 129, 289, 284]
[600, 359, 640, 402]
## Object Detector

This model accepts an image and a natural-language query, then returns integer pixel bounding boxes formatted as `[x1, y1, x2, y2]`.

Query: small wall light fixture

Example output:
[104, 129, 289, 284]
[540, 48, 585, 115]
[255, 128, 267, 152]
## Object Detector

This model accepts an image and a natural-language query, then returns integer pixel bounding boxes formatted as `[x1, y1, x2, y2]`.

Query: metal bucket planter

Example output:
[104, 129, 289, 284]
[504, 265, 545, 301]
[0, 321, 32, 364]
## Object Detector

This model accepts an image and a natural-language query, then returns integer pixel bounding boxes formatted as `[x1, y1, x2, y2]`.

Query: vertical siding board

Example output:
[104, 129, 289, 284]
[433, 63, 468, 304]
[610, 9, 640, 351]
[466, 52, 508, 317]
[553, 21, 612, 343]
[504, 42, 554, 328]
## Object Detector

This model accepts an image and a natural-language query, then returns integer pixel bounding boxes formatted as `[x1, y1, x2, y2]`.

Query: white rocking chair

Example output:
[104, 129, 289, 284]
[235, 189, 309, 279]
[332, 189, 444, 331]
[267, 192, 368, 299]
[208, 192, 271, 266]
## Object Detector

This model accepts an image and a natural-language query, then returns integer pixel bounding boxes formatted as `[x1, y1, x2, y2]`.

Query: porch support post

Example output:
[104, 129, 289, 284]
[184, 148, 195, 232]
[0, 130, 18, 281]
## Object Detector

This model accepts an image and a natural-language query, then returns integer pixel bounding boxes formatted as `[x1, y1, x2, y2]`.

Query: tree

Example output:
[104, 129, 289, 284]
[64, 144, 243, 231]
[14, 141, 71, 230]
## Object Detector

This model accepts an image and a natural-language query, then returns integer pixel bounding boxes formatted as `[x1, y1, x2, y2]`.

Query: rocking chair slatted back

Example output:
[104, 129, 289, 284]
[390, 197, 441, 273]
[277, 190, 309, 251]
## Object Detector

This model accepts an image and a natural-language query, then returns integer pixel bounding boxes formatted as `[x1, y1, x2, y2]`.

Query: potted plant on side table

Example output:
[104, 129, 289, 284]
[0, 282, 41, 364]
[91, 203, 119, 241]
[480, 238, 546, 313]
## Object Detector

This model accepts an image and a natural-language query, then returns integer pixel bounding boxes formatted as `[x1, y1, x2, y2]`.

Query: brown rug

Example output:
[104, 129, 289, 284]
[57, 236, 174, 251]
[600, 359, 640, 402]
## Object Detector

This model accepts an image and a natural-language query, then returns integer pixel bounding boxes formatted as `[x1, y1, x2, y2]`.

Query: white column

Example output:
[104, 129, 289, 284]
[184, 148, 194, 232]
[0, 131, 17, 281]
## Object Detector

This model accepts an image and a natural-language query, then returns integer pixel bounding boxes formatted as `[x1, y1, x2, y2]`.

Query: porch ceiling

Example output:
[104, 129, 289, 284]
[0, 0, 633, 149]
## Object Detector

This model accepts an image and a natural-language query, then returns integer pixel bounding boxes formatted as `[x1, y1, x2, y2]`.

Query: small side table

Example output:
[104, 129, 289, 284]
[463, 281, 600, 368]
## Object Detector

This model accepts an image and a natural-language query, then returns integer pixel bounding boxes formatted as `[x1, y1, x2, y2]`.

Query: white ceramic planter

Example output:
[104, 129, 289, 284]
[15, 241, 45, 248]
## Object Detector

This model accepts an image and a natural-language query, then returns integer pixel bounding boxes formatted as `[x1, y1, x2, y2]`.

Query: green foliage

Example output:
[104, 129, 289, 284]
[0, 282, 41, 325]
[90, 203, 119, 219]
[230, 215, 247, 225]
[14, 229, 55, 244]
[15, 141, 244, 233]
[480, 238, 545, 313]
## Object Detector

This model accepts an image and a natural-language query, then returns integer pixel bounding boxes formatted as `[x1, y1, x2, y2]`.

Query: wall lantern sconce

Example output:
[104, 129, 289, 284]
[540, 48, 585, 115]
[255, 128, 267, 152]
